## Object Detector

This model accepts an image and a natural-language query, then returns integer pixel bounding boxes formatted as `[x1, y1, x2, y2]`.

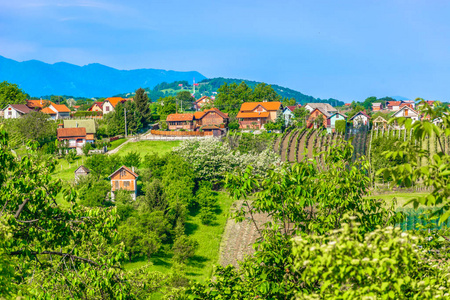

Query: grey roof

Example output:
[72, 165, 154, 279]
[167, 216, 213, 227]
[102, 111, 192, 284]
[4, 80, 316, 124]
[305, 103, 336, 112]
[63, 119, 96, 134]
[328, 112, 347, 119]
[75, 165, 90, 174]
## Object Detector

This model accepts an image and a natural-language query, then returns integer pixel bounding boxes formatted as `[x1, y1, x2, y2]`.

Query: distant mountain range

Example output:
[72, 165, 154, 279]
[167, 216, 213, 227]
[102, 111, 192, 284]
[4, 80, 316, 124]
[0, 55, 344, 105]
[0, 55, 206, 98]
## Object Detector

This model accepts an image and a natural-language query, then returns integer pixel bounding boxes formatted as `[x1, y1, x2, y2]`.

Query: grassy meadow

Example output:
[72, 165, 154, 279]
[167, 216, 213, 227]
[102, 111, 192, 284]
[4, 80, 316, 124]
[124, 191, 234, 283]
[116, 140, 181, 162]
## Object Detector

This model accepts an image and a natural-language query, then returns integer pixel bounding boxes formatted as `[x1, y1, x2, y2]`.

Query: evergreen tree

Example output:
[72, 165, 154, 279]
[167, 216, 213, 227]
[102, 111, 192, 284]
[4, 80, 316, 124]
[134, 87, 151, 127]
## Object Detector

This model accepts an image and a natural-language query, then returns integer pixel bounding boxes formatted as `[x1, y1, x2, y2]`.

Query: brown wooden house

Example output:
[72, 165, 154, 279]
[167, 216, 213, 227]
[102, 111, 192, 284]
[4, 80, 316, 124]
[166, 113, 195, 130]
[109, 166, 138, 200]
[194, 108, 229, 132]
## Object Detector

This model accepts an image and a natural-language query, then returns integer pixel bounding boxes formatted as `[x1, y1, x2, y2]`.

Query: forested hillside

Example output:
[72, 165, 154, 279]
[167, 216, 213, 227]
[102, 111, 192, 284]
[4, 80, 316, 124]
[119, 77, 344, 106]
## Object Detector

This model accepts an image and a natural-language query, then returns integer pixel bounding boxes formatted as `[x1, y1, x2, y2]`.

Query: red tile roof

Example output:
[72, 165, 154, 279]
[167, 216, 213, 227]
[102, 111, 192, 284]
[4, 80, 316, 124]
[166, 113, 194, 121]
[195, 96, 210, 103]
[197, 108, 229, 119]
[57, 127, 86, 138]
[27, 99, 53, 108]
[387, 101, 402, 106]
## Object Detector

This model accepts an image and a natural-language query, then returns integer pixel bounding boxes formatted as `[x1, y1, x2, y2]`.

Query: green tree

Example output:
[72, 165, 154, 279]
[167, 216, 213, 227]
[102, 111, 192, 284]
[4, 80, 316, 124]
[76, 174, 111, 207]
[123, 150, 141, 168]
[213, 82, 252, 115]
[157, 96, 177, 118]
[134, 87, 151, 127]
[251, 82, 281, 102]
[12, 111, 56, 144]
[124, 100, 143, 135]
[293, 106, 309, 127]
[0, 130, 131, 298]
[176, 90, 195, 112]
[0, 81, 28, 108]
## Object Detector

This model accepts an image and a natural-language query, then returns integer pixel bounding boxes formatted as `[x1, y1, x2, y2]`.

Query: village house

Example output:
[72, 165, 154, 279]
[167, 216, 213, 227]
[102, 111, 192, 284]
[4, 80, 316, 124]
[57, 127, 87, 149]
[63, 119, 96, 143]
[109, 166, 138, 201]
[102, 97, 131, 115]
[26, 100, 70, 119]
[283, 105, 301, 126]
[194, 96, 213, 111]
[307, 108, 330, 128]
[166, 113, 195, 130]
[327, 112, 347, 133]
[236, 101, 282, 130]
[88, 102, 103, 112]
[2, 104, 33, 119]
[304, 103, 337, 115]
[74, 165, 90, 181]
[350, 111, 371, 126]
[372, 103, 383, 111]
[386, 101, 402, 111]
[392, 106, 420, 122]
[194, 108, 229, 134]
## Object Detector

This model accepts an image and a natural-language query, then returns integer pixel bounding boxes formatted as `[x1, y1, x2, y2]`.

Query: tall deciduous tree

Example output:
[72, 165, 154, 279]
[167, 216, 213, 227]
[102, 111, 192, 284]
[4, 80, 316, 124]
[176, 90, 195, 112]
[0, 81, 28, 108]
[157, 96, 177, 118]
[134, 87, 151, 127]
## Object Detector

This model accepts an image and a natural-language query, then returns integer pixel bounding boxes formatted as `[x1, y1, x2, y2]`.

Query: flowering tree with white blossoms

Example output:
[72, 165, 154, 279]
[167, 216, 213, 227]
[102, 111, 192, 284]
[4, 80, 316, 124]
[173, 138, 281, 183]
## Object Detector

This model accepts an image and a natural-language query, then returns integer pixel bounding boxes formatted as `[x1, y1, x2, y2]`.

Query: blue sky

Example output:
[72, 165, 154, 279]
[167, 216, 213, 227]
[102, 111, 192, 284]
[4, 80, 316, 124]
[1, 0, 450, 102]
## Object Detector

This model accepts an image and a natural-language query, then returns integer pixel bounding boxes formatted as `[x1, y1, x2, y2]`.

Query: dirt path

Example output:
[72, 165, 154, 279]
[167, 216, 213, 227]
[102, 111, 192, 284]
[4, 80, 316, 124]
[219, 201, 270, 268]
[297, 130, 309, 162]
[288, 130, 300, 162]
[280, 130, 294, 161]
[307, 130, 318, 158]
[273, 136, 281, 153]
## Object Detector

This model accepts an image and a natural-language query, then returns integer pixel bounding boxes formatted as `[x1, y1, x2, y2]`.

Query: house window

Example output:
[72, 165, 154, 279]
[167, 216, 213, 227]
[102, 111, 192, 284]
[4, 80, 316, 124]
[106, 106, 110, 112]
[124, 181, 130, 188]
[120, 170, 126, 177]
[8, 111, 12, 116]
[115, 181, 119, 189]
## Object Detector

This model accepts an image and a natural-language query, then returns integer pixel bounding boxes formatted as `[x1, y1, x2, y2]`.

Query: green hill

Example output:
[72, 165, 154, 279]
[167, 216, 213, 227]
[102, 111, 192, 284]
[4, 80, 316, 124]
[117, 77, 344, 106]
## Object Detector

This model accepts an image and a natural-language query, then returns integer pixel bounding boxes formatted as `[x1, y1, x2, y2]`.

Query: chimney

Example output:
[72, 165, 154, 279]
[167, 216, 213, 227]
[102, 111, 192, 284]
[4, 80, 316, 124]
[40, 98, 42, 105]
[132, 166, 135, 173]
[76, 122, 78, 128]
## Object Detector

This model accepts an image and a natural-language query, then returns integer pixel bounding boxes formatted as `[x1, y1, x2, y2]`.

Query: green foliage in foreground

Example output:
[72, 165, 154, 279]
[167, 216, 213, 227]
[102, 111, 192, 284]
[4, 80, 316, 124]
[187, 142, 450, 299]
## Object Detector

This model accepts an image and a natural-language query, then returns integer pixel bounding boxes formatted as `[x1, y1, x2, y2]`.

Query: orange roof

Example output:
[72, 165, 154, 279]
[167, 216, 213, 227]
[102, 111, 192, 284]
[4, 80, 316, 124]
[194, 111, 205, 119]
[236, 111, 270, 118]
[105, 97, 126, 108]
[51, 103, 70, 113]
[240, 101, 281, 112]
[41, 107, 56, 114]
[57, 127, 86, 138]
[166, 113, 194, 121]
[27, 99, 54, 108]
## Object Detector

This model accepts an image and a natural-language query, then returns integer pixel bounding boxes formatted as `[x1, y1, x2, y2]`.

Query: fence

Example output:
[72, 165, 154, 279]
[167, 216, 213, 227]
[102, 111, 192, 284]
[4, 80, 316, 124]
[150, 130, 213, 137]
[396, 207, 450, 231]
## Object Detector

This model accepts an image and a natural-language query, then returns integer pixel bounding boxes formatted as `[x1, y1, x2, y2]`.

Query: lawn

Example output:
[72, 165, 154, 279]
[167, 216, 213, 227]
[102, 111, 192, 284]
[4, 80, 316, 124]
[109, 138, 127, 150]
[116, 140, 181, 159]
[369, 192, 429, 208]
[124, 191, 234, 283]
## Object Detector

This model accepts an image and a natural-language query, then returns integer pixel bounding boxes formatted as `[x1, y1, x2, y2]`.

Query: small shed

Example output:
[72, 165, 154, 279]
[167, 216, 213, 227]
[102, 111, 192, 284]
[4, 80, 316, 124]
[74, 165, 90, 181]
[373, 116, 388, 130]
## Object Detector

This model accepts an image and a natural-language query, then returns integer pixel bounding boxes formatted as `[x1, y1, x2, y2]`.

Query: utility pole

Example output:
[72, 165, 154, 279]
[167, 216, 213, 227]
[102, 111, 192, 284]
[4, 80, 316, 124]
[124, 107, 128, 138]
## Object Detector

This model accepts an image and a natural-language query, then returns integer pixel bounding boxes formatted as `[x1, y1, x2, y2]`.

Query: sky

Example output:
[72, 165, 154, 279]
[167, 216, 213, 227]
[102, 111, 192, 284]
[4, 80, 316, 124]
[1, 0, 450, 102]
